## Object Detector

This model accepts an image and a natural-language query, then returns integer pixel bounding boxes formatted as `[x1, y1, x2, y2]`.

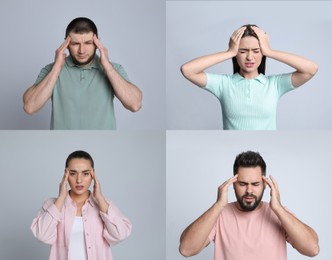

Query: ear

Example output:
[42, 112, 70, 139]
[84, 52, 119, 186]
[263, 176, 267, 189]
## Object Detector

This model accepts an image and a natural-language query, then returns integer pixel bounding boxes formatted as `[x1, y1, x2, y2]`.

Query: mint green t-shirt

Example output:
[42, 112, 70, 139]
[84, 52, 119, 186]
[35, 55, 129, 129]
[205, 73, 294, 130]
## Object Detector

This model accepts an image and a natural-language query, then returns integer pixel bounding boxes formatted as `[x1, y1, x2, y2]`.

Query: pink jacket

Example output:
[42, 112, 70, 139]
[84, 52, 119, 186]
[31, 195, 132, 260]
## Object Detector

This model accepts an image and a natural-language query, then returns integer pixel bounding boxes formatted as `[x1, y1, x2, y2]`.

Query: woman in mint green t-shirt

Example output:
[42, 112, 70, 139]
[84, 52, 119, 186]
[181, 25, 318, 130]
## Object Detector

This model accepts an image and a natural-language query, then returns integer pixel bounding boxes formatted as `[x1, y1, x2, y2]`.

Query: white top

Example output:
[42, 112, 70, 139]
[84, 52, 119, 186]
[68, 216, 87, 260]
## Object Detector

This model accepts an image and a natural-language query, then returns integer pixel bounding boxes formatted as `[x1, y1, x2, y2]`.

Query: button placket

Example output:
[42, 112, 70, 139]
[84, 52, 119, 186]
[80, 70, 85, 81]
[245, 81, 250, 101]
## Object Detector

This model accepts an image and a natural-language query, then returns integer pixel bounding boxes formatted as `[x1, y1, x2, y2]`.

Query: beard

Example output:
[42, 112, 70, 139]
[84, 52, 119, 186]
[235, 189, 264, 212]
[70, 49, 96, 66]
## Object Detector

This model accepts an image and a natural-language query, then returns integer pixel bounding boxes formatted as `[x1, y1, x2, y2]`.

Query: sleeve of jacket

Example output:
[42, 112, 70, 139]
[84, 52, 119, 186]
[30, 198, 62, 245]
[99, 200, 132, 246]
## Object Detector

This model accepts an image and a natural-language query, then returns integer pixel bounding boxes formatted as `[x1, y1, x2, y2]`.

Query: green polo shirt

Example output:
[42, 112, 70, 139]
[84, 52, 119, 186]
[35, 55, 129, 129]
[205, 73, 294, 130]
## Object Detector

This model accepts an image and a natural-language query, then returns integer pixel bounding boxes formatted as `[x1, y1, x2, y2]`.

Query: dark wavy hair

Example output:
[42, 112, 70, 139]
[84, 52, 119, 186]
[65, 150, 94, 169]
[232, 24, 266, 75]
[233, 151, 266, 176]
[65, 17, 98, 38]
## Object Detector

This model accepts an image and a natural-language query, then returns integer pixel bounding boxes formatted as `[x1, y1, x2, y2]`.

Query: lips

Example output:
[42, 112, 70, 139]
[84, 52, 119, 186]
[244, 196, 255, 203]
[77, 55, 87, 60]
[245, 63, 255, 68]
[75, 185, 84, 190]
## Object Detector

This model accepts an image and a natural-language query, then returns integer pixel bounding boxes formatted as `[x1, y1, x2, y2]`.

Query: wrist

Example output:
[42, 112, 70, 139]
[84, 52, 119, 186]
[54, 195, 66, 211]
[52, 62, 64, 73]
[98, 199, 109, 213]
[271, 203, 284, 215]
[94, 194, 106, 203]
[226, 49, 237, 58]
[57, 194, 67, 201]
[103, 61, 115, 73]
[262, 48, 273, 58]
[214, 201, 225, 212]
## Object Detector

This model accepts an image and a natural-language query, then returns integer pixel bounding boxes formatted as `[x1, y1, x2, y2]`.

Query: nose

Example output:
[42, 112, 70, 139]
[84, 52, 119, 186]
[78, 44, 85, 54]
[246, 52, 253, 60]
[246, 184, 253, 194]
[76, 174, 82, 183]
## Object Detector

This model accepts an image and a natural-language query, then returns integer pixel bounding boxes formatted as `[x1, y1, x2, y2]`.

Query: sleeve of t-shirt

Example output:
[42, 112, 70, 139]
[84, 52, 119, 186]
[208, 224, 216, 243]
[204, 73, 229, 99]
[34, 63, 54, 85]
[274, 73, 295, 97]
[112, 63, 130, 82]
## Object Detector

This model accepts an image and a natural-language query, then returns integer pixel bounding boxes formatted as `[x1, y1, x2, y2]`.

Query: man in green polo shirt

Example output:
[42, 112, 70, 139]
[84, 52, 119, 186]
[23, 17, 142, 129]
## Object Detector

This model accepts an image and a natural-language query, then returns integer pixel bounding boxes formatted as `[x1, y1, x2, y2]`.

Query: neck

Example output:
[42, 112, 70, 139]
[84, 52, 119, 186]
[239, 70, 259, 79]
[69, 190, 90, 204]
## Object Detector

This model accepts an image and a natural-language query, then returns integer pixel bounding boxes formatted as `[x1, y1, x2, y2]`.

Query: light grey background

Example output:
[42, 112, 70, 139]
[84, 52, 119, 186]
[0, 131, 165, 260]
[167, 131, 331, 259]
[167, 1, 332, 129]
[0, 0, 165, 130]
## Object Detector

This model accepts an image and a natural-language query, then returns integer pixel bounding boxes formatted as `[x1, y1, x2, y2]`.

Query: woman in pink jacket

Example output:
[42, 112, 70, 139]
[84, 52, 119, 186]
[31, 150, 132, 260]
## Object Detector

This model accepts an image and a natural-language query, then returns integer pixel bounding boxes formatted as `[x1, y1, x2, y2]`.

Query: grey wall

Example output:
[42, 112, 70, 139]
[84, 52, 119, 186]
[0, 131, 165, 260]
[167, 131, 332, 260]
[167, 1, 332, 129]
[0, 0, 165, 130]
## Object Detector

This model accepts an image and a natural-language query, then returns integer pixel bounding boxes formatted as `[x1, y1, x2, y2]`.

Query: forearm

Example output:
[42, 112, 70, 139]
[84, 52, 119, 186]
[266, 49, 318, 75]
[182, 51, 234, 75]
[54, 196, 66, 212]
[179, 202, 223, 257]
[23, 65, 62, 114]
[274, 206, 319, 256]
[181, 51, 234, 87]
[103, 63, 142, 112]
[96, 196, 109, 214]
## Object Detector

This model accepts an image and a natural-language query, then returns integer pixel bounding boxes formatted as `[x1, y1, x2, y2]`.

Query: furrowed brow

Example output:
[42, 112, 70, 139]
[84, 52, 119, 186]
[238, 181, 261, 185]
[239, 48, 260, 51]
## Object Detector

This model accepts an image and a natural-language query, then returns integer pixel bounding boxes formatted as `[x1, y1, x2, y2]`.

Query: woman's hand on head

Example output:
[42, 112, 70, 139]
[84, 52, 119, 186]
[228, 26, 246, 56]
[91, 170, 104, 201]
[91, 171, 109, 213]
[58, 169, 69, 200]
[251, 26, 271, 56]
